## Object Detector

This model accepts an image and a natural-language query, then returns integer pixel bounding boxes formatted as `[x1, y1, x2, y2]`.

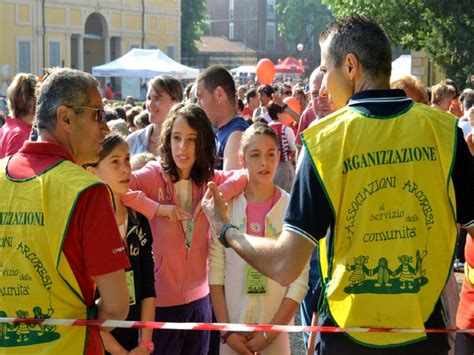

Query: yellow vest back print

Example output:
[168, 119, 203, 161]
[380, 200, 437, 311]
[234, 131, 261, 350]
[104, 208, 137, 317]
[0, 158, 104, 353]
[302, 103, 458, 347]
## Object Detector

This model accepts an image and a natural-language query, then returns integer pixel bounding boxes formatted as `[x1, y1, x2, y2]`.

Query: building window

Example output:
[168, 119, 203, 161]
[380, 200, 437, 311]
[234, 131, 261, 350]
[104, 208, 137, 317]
[229, 0, 234, 19]
[49, 41, 60, 67]
[167, 46, 175, 59]
[130, 44, 139, 50]
[229, 22, 234, 40]
[18, 40, 31, 73]
[267, 0, 275, 20]
[149, 45, 158, 50]
[266, 22, 275, 51]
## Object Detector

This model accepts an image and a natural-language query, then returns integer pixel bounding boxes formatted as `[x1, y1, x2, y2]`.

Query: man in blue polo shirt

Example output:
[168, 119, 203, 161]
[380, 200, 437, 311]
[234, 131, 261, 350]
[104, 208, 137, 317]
[203, 15, 474, 355]
[195, 66, 249, 171]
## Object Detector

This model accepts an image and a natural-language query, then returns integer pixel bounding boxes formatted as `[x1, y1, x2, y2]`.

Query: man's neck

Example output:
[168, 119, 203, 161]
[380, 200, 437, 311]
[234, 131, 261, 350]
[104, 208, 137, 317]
[354, 76, 391, 94]
[217, 106, 239, 128]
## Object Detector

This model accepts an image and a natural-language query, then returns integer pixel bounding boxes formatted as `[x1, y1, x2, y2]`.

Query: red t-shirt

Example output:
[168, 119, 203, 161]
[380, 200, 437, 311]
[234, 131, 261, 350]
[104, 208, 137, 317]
[7, 141, 130, 355]
[242, 107, 254, 119]
[456, 234, 474, 329]
[0, 116, 32, 158]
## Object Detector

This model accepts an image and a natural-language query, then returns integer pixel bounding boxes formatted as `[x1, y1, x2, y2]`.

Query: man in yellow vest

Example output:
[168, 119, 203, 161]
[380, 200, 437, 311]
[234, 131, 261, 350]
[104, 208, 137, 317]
[203, 15, 474, 355]
[0, 68, 130, 354]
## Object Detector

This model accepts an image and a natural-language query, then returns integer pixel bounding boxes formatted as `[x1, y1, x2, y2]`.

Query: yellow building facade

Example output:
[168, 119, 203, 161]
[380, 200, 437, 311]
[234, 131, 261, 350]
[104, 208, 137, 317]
[0, 0, 181, 94]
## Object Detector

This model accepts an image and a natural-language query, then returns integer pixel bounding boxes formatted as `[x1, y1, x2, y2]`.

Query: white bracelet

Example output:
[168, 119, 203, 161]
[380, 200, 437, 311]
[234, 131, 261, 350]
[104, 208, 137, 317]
[262, 331, 270, 344]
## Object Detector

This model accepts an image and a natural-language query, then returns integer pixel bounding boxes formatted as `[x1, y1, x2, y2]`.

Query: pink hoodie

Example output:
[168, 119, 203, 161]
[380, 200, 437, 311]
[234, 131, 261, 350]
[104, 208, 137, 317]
[123, 161, 246, 307]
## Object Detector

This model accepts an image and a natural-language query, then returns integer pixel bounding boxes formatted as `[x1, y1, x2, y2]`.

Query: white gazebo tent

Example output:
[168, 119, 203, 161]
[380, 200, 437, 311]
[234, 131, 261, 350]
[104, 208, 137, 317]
[92, 48, 199, 80]
[390, 54, 412, 81]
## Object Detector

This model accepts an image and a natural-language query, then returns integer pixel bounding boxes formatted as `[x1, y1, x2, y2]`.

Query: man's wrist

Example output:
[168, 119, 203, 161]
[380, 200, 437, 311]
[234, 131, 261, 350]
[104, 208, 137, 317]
[218, 223, 239, 248]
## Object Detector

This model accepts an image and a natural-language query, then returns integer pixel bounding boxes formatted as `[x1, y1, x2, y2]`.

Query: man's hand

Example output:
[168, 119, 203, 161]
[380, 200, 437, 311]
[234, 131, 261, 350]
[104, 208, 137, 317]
[202, 181, 230, 233]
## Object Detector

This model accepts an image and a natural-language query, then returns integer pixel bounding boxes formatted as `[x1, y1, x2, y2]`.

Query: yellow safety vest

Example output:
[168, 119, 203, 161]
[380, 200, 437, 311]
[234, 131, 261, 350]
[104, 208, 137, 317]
[302, 102, 458, 347]
[0, 158, 104, 353]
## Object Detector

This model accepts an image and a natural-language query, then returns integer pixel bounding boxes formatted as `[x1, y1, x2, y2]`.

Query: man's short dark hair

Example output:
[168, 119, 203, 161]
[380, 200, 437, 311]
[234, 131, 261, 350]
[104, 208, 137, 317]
[197, 65, 236, 105]
[258, 85, 274, 97]
[246, 89, 257, 102]
[320, 14, 392, 80]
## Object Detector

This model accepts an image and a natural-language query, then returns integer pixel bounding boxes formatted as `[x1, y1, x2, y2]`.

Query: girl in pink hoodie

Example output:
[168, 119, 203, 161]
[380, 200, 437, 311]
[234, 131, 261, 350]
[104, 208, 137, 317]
[123, 103, 246, 355]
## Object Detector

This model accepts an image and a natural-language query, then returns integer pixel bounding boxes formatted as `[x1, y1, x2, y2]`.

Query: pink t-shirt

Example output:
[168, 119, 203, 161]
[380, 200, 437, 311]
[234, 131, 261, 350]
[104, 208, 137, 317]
[245, 188, 282, 237]
[295, 107, 317, 146]
[0, 117, 32, 158]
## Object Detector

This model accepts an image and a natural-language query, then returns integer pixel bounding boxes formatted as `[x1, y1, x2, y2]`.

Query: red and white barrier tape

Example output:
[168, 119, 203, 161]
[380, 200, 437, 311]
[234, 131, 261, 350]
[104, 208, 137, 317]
[0, 318, 472, 334]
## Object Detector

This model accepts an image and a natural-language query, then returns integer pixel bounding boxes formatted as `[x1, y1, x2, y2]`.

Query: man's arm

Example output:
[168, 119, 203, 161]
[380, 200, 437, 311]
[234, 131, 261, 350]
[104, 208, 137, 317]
[224, 227, 314, 286]
[203, 181, 315, 286]
[223, 130, 244, 171]
[95, 270, 129, 331]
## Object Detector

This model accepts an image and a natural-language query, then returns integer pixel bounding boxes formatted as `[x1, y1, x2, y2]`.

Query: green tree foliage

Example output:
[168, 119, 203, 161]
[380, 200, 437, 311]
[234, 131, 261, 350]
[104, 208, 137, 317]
[276, 0, 333, 51]
[323, 0, 474, 86]
[181, 0, 206, 58]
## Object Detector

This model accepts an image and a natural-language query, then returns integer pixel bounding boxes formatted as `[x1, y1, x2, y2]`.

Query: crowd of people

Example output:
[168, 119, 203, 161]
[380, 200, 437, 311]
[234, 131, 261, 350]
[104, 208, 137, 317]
[1, 14, 474, 355]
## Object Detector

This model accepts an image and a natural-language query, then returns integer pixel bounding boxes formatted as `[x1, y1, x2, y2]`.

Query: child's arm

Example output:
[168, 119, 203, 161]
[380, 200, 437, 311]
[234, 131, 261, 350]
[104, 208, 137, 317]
[100, 331, 128, 355]
[246, 258, 309, 352]
[214, 169, 248, 201]
[130, 215, 155, 354]
[307, 312, 319, 355]
[209, 233, 252, 354]
[124, 162, 163, 219]
[121, 190, 159, 220]
[123, 162, 192, 221]
[245, 297, 300, 352]
[129, 297, 155, 354]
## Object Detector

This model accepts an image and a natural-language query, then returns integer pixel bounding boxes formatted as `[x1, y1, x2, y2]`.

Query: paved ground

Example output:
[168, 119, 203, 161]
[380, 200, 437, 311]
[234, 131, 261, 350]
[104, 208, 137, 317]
[290, 312, 306, 355]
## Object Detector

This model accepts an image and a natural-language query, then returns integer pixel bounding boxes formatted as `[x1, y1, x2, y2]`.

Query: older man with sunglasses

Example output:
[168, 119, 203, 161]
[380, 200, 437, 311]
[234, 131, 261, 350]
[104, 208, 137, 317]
[0, 68, 130, 354]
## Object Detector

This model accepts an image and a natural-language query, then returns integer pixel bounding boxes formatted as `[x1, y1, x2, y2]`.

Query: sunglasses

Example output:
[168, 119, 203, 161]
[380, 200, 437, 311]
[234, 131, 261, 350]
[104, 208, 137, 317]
[67, 105, 106, 123]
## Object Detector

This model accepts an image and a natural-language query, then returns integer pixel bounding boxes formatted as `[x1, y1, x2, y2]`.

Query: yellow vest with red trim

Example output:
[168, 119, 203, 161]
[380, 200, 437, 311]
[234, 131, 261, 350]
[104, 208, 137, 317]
[0, 158, 105, 353]
[302, 102, 458, 347]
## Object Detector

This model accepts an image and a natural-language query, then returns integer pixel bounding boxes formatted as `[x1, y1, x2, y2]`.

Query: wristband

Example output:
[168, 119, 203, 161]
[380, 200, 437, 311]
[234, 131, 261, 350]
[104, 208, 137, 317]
[218, 223, 239, 248]
[139, 339, 154, 353]
[220, 331, 234, 344]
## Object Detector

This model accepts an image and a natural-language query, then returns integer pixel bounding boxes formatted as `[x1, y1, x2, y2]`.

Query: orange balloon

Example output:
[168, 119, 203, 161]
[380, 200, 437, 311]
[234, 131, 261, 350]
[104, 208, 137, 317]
[283, 96, 301, 129]
[284, 96, 301, 114]
[256, 58, 275, 85]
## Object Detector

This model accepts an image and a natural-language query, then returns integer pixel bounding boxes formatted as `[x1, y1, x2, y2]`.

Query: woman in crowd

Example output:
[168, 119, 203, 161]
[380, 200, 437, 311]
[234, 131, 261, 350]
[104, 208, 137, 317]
[127, 75, 183, 156]
[209, 123, 308, 355]
[123, 103, 246, 354]
[267, 102, 296, 193]
[85, 134, 156, 354]
[431, 81, 457, 112]
[0, 73, 37, 157]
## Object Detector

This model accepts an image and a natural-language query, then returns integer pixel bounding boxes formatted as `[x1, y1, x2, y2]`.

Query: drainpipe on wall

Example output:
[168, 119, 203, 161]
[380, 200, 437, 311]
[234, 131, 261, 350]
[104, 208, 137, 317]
[42, 0, 46, 70]
[141, 0, 145, 48]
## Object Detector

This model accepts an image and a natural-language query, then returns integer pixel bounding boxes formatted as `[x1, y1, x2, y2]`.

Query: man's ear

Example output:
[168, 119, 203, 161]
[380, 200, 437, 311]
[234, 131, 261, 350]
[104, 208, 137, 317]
[56, 105, 73, 131]
[214, 85, 227, 103]
[345, 53, 360, 80]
